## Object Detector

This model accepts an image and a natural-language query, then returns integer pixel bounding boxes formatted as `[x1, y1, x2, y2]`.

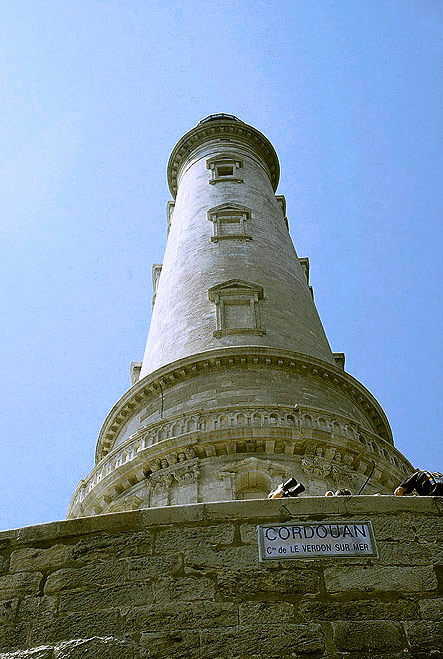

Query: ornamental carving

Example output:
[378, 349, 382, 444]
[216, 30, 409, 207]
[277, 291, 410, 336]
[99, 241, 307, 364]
[70, 403, 412, 516]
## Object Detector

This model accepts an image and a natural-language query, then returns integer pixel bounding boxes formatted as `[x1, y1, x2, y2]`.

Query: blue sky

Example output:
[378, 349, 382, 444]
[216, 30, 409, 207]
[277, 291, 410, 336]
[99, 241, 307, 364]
[1, 1, 442, 530]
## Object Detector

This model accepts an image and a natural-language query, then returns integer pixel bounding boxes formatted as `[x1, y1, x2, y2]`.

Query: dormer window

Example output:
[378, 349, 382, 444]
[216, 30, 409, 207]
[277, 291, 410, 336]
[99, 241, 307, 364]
[206, 154, 243, 184]
[208, 203, 252, 242]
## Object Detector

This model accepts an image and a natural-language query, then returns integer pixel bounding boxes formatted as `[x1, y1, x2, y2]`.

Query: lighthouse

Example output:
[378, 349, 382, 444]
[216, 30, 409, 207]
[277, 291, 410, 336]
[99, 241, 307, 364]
[68, 114, 412, 518]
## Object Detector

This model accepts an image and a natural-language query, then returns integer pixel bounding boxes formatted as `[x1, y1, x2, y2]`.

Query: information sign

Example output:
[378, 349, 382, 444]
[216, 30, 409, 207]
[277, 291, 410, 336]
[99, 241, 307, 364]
[258, 521, 378, 560]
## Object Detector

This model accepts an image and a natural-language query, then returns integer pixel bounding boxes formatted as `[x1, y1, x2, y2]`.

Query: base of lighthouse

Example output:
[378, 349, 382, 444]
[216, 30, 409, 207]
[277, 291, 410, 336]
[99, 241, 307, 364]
[68, 348, 412, 518]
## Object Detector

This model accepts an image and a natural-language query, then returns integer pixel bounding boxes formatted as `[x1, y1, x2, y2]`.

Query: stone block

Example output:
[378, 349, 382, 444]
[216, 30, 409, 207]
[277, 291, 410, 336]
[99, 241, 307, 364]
[0, 572, 42, 599]
[154, 523, 235, 551]
[72, 531, 153, 561]
[0, 622, 28, 652]
[0, 648, 53, 659]
[27, 609, 120, 647]
[58, 582, 153, 613]
[200, 623, 324, 658]
[0, 599, 19, 625]
[411, 516, 443, 537]
[239, 523, 258, 544]
[127, 554, 182, 580]
[405, 621, 443, 651]
[324, 565, 438, 593]
[419, 598, 443, 620]
[378, 541, 443, 566]
[54, 636, 139, 658]
[123, 601, 238, 632]
[298, 597, 418, 621]
[332, 620, 404, 651]
[217, 568, 320, 598]
[370, 515, 418, 541]
[239, 601, 295, 625]
[184, 545, 258, 572]
[9, 545, 73, 574]
[140, 630, 200, 659]
[44, 560, 127, 594]
[17, 595, 57, 624]
[153, 576, 215, 603]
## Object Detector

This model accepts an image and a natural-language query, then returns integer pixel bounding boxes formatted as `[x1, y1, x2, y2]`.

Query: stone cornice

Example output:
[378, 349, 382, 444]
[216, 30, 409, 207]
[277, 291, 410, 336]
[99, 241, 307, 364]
[167, 118, 280, 197]
[69, 404, 412, 519]
[95, 347, 394, 463]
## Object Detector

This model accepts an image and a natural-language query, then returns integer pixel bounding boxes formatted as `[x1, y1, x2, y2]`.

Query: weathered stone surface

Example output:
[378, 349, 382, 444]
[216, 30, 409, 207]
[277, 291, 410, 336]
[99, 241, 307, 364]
[10, 546, 72, 574]
[184, 545, 258, 571]
[405, 621, 443, 651]
[371, 515, 418, 541]
[419, 597, 443, 620]
[0, 648, 54, 659]
[298, 597, 418, 621]
[153, 576, 215, 603]
[239, 601, 295, 625]
[411, 516, 443, 538]
[0, 501, 442, 657]
[72, 531, 153, 561]
[378, 540, 443, 565]
[44, 560, 127, 594]
[0, 599, 19, 624]
[127, 554, 182, 580]
[140, 630, 200, 658]
[325, 565, 438, 593]
[217, 568, 320, 598]
[239, 523, 258, 544]
[332, 621, 404, 651]
[0, 572, 42, 599]
[58, 583, 153, 613]
[154, 523, 235, 550]
[17, 596, 57, 628]
[54, 637, 139, 658]
[27, 609, 121, 647]
[123, 601, 238, 632]
[200, 624, 325, 658]
[0, 623, 28, 652]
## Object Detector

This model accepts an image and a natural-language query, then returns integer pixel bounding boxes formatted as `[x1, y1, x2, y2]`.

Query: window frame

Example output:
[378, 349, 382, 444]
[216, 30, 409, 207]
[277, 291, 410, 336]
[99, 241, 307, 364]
[206, 153, 244, 185]
[207, 203, 252, 242]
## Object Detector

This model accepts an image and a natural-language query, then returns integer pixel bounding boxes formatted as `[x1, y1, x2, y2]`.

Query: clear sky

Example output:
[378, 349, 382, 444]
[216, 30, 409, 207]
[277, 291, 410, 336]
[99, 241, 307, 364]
[1, 1, 442, 531]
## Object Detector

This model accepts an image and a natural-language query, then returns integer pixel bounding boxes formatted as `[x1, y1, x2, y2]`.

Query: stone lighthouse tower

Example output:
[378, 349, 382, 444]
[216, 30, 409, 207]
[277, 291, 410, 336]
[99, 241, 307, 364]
[68, 114, 412, 518]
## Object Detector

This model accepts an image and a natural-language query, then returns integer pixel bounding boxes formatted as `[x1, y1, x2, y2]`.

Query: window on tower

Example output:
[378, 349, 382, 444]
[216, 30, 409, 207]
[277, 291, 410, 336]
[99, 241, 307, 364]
[207, 203, 252, 242]
[208, 279, 266, 337]
[206, 153, 244, 184]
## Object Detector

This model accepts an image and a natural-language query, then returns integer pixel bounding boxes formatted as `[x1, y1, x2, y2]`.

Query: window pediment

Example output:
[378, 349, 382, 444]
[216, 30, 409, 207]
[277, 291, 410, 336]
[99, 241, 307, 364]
[206, 153, 244, 184]
[208, 279, 263, 301]
[208, 204, 252, 242]
[208, 280, 265, 337]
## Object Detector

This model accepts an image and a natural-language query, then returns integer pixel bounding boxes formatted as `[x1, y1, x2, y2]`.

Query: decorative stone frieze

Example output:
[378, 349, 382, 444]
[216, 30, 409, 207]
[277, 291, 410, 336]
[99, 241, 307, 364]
[167, 116, 280, 196]
[69, 399, 412, 518]
[95, 348, 395, 463]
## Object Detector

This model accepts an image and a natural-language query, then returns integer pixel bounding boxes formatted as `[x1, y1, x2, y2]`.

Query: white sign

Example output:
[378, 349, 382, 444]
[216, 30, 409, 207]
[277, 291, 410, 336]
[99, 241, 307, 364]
[258, 521, 378, 560]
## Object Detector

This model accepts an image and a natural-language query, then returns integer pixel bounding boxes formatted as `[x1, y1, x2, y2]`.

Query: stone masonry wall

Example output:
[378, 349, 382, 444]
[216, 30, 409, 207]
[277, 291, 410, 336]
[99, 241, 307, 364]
[0, 496, 442, 658]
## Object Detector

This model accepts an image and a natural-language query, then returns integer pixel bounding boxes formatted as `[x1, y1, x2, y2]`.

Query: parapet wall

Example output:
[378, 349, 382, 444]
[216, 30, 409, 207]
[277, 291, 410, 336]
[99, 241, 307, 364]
[0, 496, 442, 658]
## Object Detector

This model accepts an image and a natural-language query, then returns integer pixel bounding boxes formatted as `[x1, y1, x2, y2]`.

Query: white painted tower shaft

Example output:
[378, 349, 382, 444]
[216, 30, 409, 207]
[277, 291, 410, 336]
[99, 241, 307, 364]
[141, 116, 335, 378]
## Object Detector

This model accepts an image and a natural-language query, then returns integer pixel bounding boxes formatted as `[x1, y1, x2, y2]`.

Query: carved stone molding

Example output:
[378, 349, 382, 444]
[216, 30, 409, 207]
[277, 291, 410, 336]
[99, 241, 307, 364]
[70, 399, 412, 518]
[167, 117, 280, 196]
[148, 458, 200, 492]
[95, 348, 395, 462]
